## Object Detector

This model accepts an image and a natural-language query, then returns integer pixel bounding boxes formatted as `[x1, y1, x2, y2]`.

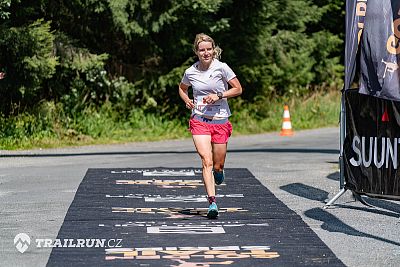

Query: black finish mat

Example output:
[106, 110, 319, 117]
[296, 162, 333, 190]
[47, 168, 344, 266]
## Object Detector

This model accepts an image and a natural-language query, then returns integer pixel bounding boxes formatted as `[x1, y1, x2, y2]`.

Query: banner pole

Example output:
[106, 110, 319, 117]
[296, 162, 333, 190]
[324, 188, 347, 208]
[339, 90, 346, 189]
[324, 91, 347, 208]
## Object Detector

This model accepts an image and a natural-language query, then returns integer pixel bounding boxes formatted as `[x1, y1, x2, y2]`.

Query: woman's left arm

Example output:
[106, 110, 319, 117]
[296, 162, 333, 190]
[223, 77, 243, 98]
[204, 77, 243, 104]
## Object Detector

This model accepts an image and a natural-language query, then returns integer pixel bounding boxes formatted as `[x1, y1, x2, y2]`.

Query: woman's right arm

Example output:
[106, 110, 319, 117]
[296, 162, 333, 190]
[178, 82, 195, 109]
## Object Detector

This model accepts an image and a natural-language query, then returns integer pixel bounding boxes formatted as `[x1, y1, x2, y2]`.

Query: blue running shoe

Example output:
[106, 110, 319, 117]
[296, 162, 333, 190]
[213, 170, 225, 185]
[207, 202, 219, 219]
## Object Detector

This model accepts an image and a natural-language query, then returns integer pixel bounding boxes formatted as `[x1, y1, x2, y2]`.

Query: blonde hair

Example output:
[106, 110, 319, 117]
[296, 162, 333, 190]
[193, 33, 222, 59]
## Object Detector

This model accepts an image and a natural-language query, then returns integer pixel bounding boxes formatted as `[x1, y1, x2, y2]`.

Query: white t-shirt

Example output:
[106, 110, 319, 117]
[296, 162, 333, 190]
[181, 59, 236, 118]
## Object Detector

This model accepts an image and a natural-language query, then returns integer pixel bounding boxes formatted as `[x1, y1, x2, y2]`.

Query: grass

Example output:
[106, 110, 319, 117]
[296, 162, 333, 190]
[232, 90, 340, 134]
[0, 90, 340, 150]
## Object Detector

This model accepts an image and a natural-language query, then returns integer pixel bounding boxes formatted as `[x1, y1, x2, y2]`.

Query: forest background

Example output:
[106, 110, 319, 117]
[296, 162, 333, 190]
[0, 0, 344, 149]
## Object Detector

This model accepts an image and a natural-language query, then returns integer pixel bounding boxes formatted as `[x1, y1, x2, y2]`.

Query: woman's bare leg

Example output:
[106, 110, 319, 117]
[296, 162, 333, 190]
[212, 143, 228, 172]
[192, 135, 215, 197]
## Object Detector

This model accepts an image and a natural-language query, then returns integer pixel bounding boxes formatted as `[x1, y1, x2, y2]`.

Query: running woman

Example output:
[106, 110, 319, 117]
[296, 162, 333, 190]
[178, 33, 243, 219]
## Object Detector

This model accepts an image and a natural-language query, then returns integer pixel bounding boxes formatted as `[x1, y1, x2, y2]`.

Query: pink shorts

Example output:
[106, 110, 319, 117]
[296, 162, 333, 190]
[189, 115, 233, 144]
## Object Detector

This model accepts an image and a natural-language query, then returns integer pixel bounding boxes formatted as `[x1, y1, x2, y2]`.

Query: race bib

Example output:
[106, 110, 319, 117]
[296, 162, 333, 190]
[195, 96, 220, 113]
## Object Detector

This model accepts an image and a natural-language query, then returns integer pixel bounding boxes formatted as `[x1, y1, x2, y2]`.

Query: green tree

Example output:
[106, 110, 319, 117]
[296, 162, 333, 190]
[0, 0, 11, 19]
[0, 19, 57, 114]
[0, 0, 345, 118]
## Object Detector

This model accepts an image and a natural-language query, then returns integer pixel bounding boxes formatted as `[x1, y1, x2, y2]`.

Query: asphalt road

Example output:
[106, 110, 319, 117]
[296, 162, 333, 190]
[1, 127, 399, 266]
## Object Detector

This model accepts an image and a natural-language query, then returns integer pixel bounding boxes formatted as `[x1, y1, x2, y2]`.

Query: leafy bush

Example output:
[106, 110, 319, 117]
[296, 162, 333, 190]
[0, 0, 11, 19]
[0, 19, 57, 114]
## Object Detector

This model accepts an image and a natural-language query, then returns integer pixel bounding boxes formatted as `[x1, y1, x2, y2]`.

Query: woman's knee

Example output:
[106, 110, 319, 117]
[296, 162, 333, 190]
[201, 157, 213, 168]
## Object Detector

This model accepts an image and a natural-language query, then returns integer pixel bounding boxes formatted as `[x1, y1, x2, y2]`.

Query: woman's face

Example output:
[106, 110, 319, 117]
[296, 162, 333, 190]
[196, 41, 214, 65]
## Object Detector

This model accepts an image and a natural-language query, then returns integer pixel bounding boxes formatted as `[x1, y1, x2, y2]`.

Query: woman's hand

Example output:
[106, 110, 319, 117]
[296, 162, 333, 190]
[185, 99, 195, 109]
[203, 94, 219, 104]
[179, 83, 195, 110]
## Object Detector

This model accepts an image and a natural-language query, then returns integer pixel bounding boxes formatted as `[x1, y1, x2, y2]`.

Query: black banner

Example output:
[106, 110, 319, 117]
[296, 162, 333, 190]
[344, 89, 400, 199]
[358, 0, 400, 100]
[345, 0, 367, 90]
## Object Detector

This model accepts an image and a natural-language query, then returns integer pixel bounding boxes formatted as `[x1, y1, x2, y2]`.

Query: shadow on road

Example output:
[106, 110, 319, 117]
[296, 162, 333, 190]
[280, 182, 400, 246]
[280, 183, 329, 202]
[327, 171, 340, 181]
[281, 182, 400, 216]
[305, 207, 400, 247]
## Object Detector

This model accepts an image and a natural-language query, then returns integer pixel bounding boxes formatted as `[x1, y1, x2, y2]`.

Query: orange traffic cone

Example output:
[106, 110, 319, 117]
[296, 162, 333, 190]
[280, 105, 294, 136]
